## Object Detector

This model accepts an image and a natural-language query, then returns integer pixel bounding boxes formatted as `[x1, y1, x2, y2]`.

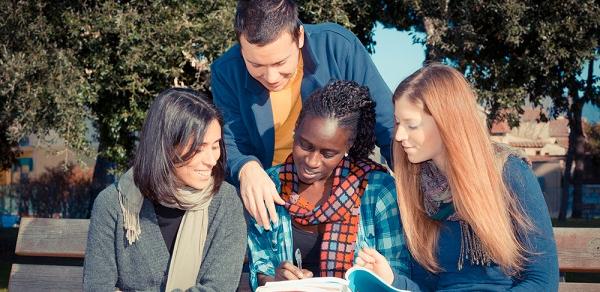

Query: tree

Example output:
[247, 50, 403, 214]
[16, 164, 92, 218]
[1, 1, 239, 215]
[1, 1, 93, 170]
[1, 0, 384, 216]
[584, 121, 600, 184]
[585, 122, 600, 164]
[379, 0, 600, 219]
[298, 0, 381, 53]
[63, 1, 238, 206]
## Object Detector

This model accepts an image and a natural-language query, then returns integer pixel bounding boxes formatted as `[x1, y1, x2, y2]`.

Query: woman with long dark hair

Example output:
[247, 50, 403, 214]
[84, 88, 246, 291]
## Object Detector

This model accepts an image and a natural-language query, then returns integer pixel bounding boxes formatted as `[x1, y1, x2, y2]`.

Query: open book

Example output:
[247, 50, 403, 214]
[255, 266, 410, 292]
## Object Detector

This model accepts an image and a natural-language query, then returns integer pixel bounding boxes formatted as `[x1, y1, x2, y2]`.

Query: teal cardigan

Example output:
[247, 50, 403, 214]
[211, 23, 394, 186]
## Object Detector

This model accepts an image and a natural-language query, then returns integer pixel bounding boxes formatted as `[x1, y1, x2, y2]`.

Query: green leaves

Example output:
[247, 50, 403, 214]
[298, 0, 380, 52]
[1, 0, 238, 171]
[1, 1, 94, 168]
[1, 0, 378, 172]
[380, 0, 599, 123]
[70, 1, 238, 170]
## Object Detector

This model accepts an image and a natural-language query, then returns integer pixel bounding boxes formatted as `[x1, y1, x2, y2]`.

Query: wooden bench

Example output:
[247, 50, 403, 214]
[9, 218, 599, 291]
[554, 227, 600, 292]
[9, 217, 88, 292]
[8, 217, 251, 292]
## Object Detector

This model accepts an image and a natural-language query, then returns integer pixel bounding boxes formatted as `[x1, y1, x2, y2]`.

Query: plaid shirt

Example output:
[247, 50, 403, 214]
[247, 165, 411, 290]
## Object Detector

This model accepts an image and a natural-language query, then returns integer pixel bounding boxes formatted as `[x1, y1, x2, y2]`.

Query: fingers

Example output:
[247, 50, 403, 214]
[265, 191, 280, 226]
[363, 247, 387, 262]
[256, 176, 274, 230]
[240, 166, 281, 230]
[357, 248, 394, 284]
[272, 192, 285, 205]
[301, 269, 313, 278]
[357, 249, 376, 264]
[257, 196, 272, 230]
[275, 261, 305, 280]
[355, 256, 366, 267]
[242, 188, 263, 228]
[243, 186, 271, 230]
[240, 170, 258, 220]
[355, 251, 375, 272]
[355, 257, 375, 271]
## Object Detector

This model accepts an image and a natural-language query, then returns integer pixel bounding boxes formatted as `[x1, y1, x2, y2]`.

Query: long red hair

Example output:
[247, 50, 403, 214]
[393, 64, 532, 273]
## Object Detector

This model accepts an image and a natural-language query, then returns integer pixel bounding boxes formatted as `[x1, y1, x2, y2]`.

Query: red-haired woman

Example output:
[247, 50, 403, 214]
[355, 64, 558, 291]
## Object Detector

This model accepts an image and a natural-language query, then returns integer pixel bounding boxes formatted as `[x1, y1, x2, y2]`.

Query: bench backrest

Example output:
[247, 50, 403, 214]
[9, 219, 599, 291]
[9, 217, 252, 292]
[553, 227, 600, 292]
[554, 227, 600, 273]
[15, 217, 89, 257]
[9, 217, 89, 292]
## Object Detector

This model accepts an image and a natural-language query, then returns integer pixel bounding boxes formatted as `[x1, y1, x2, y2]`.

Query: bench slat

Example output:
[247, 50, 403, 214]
[554, 227, 600, 273]
[9, 264, 83, 292]
[15, 217, 89, 258]
[559, 282, 600, 292]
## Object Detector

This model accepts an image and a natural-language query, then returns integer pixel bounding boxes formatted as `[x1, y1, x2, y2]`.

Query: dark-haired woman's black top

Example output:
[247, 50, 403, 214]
[153, 203, 185, 254]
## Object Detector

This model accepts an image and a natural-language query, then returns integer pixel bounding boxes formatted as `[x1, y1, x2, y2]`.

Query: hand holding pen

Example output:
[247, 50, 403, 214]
[272, 248, 313, 281]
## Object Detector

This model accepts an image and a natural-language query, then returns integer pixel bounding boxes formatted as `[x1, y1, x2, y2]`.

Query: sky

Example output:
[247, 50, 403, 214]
[370, 22, 600, 123]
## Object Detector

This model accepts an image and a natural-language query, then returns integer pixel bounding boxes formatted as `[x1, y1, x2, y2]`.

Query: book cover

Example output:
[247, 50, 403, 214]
[345, 267, 409, 292]
[255, 267, 409, 292]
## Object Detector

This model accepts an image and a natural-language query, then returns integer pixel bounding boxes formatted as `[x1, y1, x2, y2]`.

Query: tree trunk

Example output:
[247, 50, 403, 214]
[558, 110, 574, 221]
[571, 57, 597, 218]
[87, 139, 116, 217]
[570, 101, 585, 218]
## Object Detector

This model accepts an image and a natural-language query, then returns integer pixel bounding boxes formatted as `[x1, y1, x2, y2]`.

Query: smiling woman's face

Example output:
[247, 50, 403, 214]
[174, 119, 222, 190]
[292, 116, 351, 185]
[393, 97, 445, 165]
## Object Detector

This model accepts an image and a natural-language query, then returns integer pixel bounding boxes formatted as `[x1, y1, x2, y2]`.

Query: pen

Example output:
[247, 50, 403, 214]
[295, 248, 303, 270]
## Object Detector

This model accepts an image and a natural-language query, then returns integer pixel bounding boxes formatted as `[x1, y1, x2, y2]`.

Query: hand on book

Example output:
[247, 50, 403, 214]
[274, 261, 314, 281]
[354, 247, 394, 285]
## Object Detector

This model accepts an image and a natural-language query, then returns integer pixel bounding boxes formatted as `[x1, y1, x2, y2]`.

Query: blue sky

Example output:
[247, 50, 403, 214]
[370, 22, 600, 123]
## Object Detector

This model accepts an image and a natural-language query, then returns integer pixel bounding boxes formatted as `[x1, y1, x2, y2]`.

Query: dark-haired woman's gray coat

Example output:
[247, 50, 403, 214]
[83, 182, 247, 292]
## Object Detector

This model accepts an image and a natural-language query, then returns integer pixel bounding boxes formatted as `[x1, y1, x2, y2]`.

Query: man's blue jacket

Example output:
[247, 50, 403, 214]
[211, 23, 394, 186]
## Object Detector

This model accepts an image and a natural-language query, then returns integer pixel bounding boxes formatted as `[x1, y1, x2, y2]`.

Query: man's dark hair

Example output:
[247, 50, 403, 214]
[235, 0, 301, 45]
[296, 80, 377, 160]
[133, 87, 226, 205]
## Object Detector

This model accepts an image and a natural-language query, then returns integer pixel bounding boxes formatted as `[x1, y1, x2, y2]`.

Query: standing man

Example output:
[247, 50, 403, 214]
[211, 0, 394, 230]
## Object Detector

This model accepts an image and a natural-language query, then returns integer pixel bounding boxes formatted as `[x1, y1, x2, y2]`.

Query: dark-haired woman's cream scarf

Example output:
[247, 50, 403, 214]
[117, 169, 213, 291]
[420, 143, 524, 270]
